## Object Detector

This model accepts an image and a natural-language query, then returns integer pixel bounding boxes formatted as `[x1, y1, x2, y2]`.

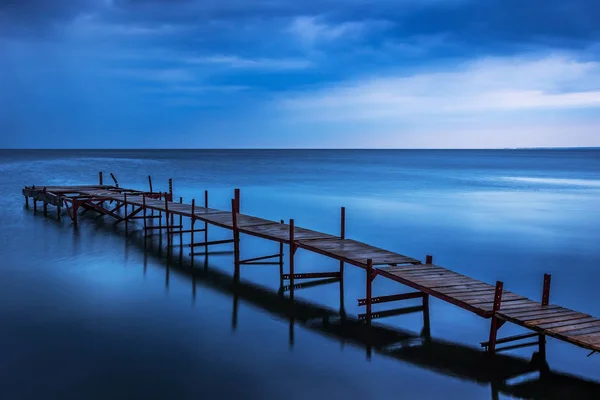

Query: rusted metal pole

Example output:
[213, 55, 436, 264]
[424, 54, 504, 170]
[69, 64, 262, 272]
[289, 218, 295, 300]
[540, 273, 552, 359]
[487, 281, 504, 355]
[542, 273, 551, 306]
[366, 258, 373, 325]
[232, 198, 240, 282]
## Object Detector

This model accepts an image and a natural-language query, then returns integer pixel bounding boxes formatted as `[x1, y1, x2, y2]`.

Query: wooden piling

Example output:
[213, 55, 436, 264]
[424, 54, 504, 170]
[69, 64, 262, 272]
[487, 281, 504, 354]
[289, 218, 295, 300]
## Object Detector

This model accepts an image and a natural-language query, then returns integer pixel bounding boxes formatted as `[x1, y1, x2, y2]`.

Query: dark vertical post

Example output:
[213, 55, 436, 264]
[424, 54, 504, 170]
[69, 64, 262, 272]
[110, 173, 118, 188]
[168, 178, 173, 201]
[539, 273, 552, 360]
[142, 194, 147, 239]
[289, 219, 295, 300]
[33, 199, 37, 213]
[158, 192, 163, 233]
[43, 188, 47, 216]
[57, 203, 61, 220]
[148, 175, 153, 193]
[542, 273, 551, 306]
[179, 196, 183, 246]
[124, 193, 128, 234]
[165, 195, 170, 257]
[487, 281, 504, 355]
[234, 188, 240, 213]
[25, 195, 29, 208]
[366, 258, 373, 325]
[426, 254, 433, 264]
[72, 201, 79, 228]
[99, 171, 103, 185]
[191, 198, 196, 265]
[422, 294, 431, 339]
[204, 190, 208, 251]
[232, 199, 240, 282]
[279, 219, 284, 286]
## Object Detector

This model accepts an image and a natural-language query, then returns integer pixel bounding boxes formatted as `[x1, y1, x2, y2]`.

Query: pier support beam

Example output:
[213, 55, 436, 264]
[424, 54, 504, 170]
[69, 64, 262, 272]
[289, 219, 295, 300]
[537, 273, 552, 366]
[487, 281, 504, 355]
[365, 258, 374, 324]
[232, 198, 240, 282]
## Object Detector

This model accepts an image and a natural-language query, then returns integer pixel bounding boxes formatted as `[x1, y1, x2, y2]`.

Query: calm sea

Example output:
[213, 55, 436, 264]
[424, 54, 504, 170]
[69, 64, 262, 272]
[1, 149, 599, 399]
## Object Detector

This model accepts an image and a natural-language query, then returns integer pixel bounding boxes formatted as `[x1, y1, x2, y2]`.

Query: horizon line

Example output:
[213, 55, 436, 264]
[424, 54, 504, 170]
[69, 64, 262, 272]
[1, 146, 599, 151]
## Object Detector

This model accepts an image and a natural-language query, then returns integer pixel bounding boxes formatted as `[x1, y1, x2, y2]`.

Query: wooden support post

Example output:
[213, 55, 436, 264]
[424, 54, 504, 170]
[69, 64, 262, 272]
[539, 273, 552, 360]
[340, 206, 345, 275]
[232, 198, 240, 282]
[289, 219, 295, 300]
[204, 190, 209, 250]
[234, 188, 240, 213]
[426, 254, 433, 264]
[99, 171, 103, 185]
[165, 196, 170, 256]
[279, 219, 284, 285]
[179, 196, 183, 246]
[110, 173, 118, 188]
[366, 258, 374, 325]
[148, 175, 153, 193]
[72, 201, 79, 228]
[25, 195, 29, 208]
[191, 198, 196, 265]
[158, 192, 162, 235]
[422, 294, 431, 339]
[142, 194, 147, 238]
[43, 188, 47, 216]
[124, 193, 128, 234]
[57, 204, 61, 220]
[33, 199, 37, 213]
[168, 178, 173, 201]
[487, 281, 504, 355]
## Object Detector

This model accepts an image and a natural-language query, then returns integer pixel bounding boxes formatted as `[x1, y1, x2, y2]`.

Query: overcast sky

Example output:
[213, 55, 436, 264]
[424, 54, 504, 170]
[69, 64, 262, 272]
[1, 0, 599, 148]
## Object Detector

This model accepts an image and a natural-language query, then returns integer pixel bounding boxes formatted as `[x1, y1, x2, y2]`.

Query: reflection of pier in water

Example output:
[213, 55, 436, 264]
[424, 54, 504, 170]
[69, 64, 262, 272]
[131, 229, 600, 400]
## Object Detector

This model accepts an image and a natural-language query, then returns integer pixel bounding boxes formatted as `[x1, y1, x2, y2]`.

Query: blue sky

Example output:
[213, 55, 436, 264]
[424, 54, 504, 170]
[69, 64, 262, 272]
[1, 0, 599, 148]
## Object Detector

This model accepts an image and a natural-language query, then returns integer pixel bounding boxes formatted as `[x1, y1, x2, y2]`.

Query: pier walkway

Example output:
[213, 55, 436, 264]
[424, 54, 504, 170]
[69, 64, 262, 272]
[22, 175, 600, 360]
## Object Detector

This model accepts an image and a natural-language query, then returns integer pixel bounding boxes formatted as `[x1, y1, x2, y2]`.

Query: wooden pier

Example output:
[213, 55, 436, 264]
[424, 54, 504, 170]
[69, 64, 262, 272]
[22, 173, 600, 362]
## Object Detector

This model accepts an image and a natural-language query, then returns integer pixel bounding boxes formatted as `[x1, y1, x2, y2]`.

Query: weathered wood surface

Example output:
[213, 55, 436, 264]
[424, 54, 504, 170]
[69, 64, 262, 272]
[241, 222, 338, 243]
[498, 306, 600, 352]
[297, 238, 420, 268]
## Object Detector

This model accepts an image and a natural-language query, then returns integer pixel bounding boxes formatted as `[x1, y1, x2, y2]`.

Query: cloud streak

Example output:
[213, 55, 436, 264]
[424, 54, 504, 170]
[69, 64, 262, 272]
[279, 54, 600, 120]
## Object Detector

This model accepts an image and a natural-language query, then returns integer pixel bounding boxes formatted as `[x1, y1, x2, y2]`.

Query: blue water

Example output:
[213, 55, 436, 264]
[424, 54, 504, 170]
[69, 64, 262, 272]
[1, 149, 599, 399]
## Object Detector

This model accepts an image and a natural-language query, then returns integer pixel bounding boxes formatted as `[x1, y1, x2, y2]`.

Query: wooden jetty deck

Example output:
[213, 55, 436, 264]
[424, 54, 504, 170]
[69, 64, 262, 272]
[21, 173, 600, 362]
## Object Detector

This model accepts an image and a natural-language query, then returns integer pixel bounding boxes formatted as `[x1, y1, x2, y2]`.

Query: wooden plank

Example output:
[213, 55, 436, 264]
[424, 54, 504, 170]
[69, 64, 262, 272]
[436, 284, 495, 295]
[471, 297, 529, 307]
[524, 312, 588, 326]
[557, 324, 600, 336]
[390, 269, 454, 278]
[244, 223, 338, 242]
[536, 316, 598, 330]
[379, 264, 438, 273]
[501, 306, 567, 318]
[427, 279, 487, 289]
[515, 309, 577, 321]
[495, 301, 543, 312]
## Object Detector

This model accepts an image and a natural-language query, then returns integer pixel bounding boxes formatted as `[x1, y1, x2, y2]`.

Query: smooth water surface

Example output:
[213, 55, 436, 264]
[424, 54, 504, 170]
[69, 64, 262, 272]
[1, 149, 599, 399]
